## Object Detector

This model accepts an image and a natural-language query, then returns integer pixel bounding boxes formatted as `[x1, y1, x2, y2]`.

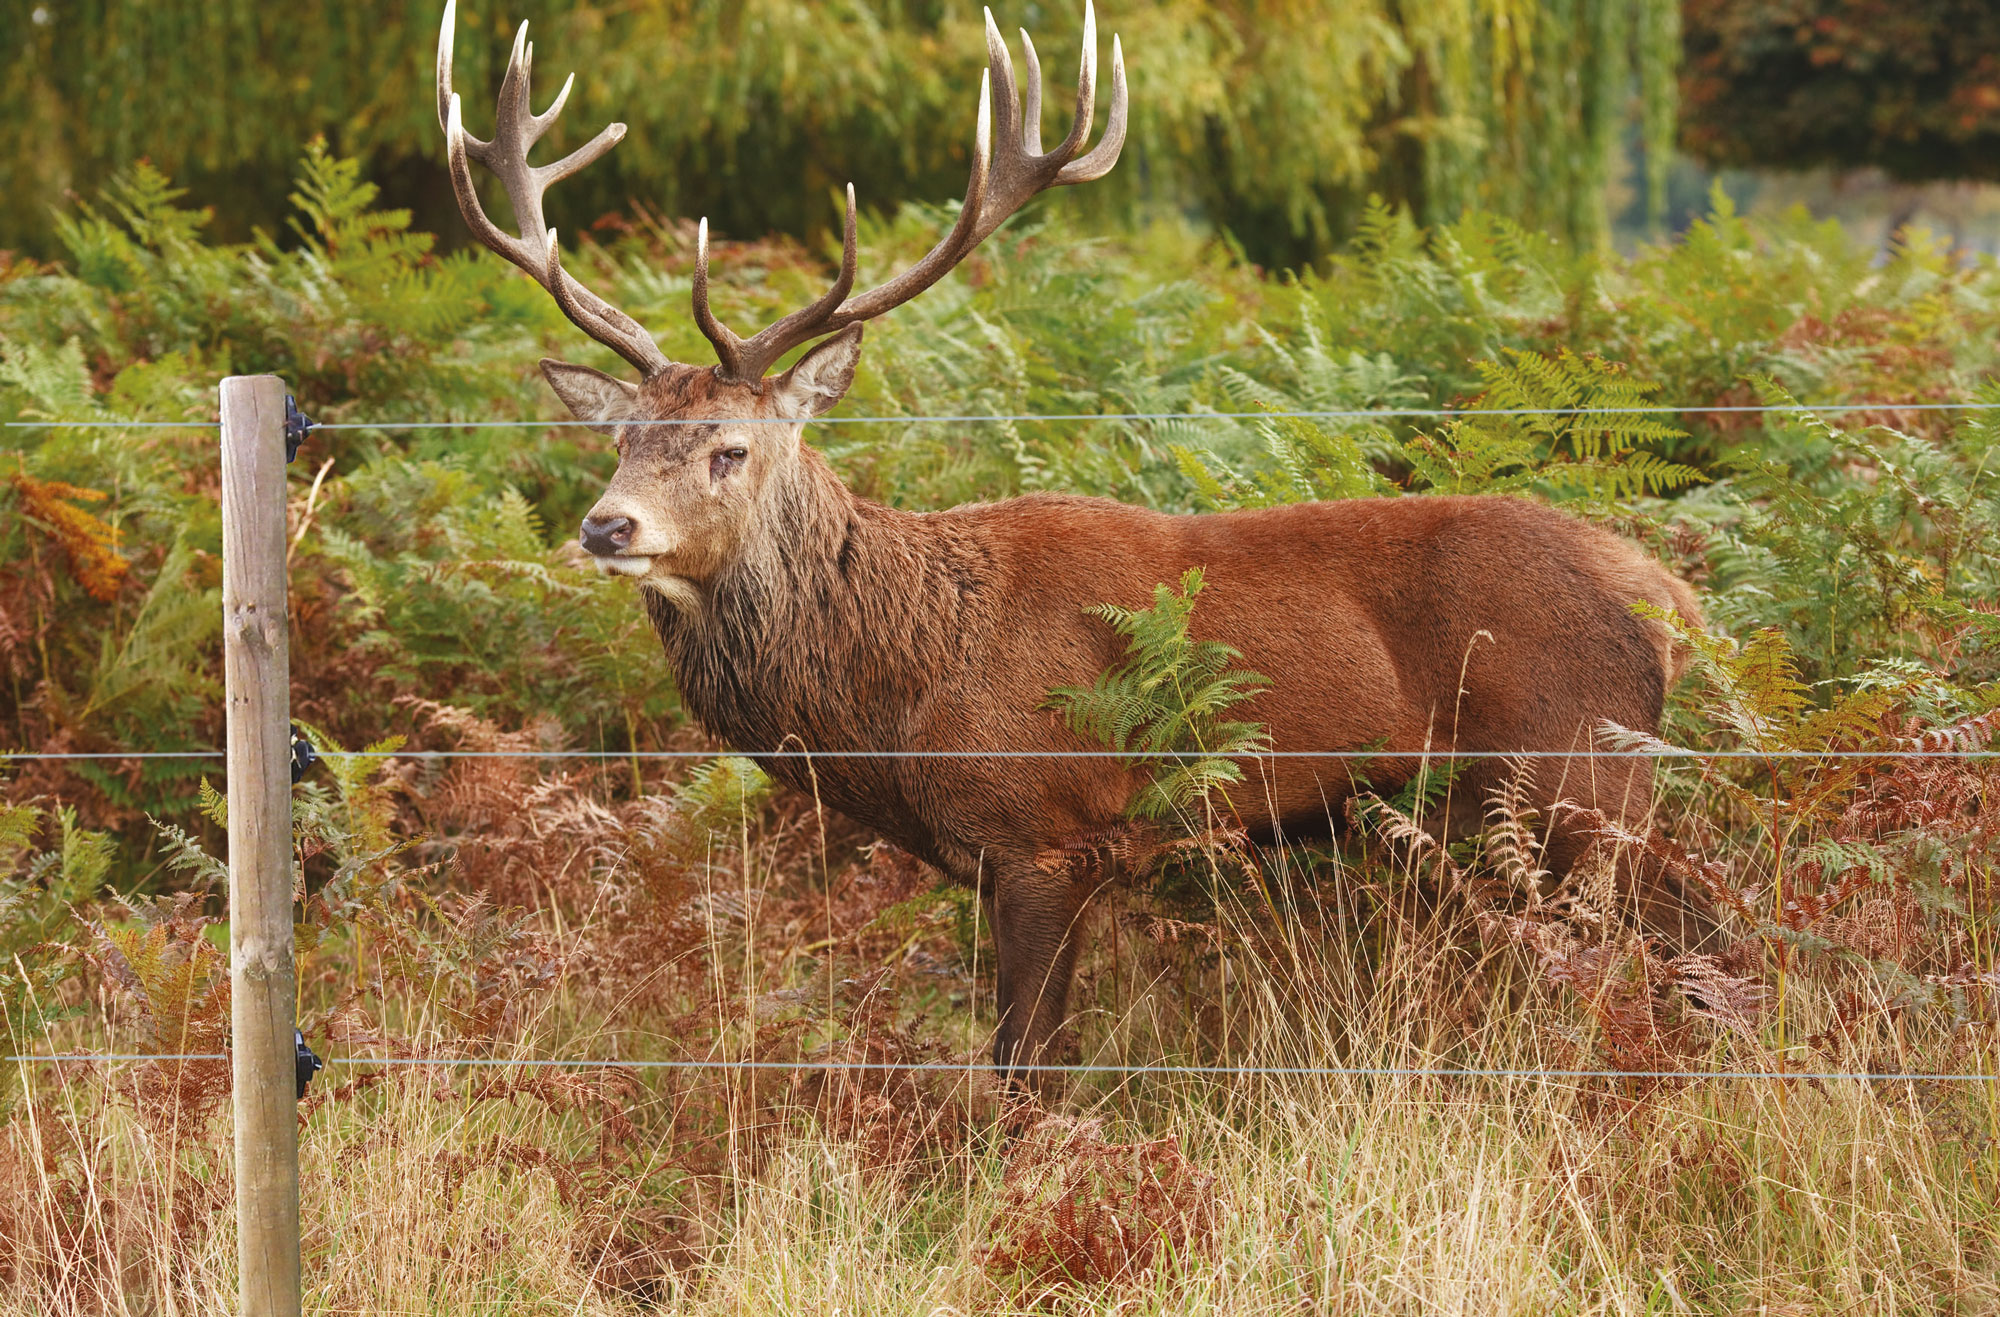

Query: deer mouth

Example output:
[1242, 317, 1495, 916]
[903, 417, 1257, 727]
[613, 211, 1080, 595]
[595, 554, 655, 578]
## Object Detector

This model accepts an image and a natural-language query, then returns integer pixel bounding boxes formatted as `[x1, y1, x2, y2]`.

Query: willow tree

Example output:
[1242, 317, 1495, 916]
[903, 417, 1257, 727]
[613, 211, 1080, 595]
[1, 0, 1677, 266]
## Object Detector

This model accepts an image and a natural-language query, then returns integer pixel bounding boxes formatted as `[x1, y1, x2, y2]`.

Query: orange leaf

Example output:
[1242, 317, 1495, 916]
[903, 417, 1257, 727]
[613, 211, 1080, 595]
[11, 471, 130, 602]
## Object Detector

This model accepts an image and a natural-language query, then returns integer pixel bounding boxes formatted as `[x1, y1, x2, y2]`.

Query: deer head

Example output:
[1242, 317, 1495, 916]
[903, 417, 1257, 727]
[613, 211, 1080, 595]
[436, 0, 1127, 597]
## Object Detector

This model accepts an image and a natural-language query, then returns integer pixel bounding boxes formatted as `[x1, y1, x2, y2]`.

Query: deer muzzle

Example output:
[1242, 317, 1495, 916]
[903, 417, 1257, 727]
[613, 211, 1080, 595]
[579, 514, 635, 556]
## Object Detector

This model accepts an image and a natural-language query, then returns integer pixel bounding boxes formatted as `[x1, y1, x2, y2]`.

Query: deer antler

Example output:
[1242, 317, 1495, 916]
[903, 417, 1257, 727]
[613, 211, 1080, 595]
[694, 2, 1128, 384]
[436, 0, 670, 378]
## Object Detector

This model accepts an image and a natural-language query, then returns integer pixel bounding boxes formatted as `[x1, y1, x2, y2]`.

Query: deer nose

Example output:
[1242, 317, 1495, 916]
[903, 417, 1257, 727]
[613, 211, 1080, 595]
[579, 514, 635, 556]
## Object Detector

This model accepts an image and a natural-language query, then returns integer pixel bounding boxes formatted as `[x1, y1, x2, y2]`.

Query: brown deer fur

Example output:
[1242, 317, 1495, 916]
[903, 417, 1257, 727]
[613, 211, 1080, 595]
[438, 2, 1712, 1084]
[549, 332, 1714, 1082]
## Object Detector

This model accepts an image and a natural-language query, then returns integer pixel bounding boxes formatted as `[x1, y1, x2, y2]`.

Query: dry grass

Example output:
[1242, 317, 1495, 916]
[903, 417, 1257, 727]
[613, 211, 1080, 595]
[2, 702, 1996, 1315]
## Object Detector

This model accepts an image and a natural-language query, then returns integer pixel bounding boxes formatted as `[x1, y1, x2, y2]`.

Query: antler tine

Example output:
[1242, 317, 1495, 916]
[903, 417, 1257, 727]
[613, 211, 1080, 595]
[1019, 28, 1044, 156]
[695, 2, 1124, 383]
[543, 230, 665, 359]
[985, 10, 1023, 164]
[443, 95, 523, 263]
[534, 71, 577, 140]
[959, 0, 1115, 246]
[1056, 34, 1126, 184]
[698, 77, 992, 382]
[436, 0, 669, 378]
[494, 23, 535, 154]
[1045, 0, 1096, 167]
[691, 219, 748, 381]
[692, 188, 863, 385]
[436, 0, 465, 137]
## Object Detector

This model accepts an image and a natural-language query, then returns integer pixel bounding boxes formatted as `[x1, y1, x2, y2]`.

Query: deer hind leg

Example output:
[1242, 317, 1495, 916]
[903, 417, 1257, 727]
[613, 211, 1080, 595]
[1537, 756, 1723, 954]
[987, 863, 1093, 1096]
[1539, 826, 1722, 952]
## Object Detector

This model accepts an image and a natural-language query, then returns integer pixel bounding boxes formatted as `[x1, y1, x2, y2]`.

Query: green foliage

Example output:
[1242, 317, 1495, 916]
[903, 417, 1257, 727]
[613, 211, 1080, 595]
[316, 462, 651, 724]
[149, 816, 227, 893]
[1606, 611, 1996, 987]
[290, 735, 420, 937]
[0, 152, 673, 845]
[4, 151, 2000, 884]
[1, 801, 113, 1110]
[0, 0, 1681, 266]
[673, 757, 775, 843]
[1178, 348, 1702, 511]
[1346, 746, 1470, 843]
[5, 152, 542, 426]
[1636, 618, 1905, 792]
[1049, 569, 1270, 821]
[1677, 380, 2000, 688]
[1403, 350, 1703, 508]
[1167, 192, 2000, 508]
[1291, 201, 1577, 406]
[1175, 405, 1391, 510]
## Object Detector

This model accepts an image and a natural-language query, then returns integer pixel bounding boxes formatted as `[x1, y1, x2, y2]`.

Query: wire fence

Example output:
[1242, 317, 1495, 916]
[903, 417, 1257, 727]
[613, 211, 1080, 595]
[6, 397, 2000, 430]
[8, 734, 1998, 1086]
[13, 393, 1988, 758]
[9, 726, 1995, 1089]
[13, 725, 1992, 1086]
[5, 748, 1996, 762]
[6, 390, 1998, 1092]
[4, 1053, 1994, 1083]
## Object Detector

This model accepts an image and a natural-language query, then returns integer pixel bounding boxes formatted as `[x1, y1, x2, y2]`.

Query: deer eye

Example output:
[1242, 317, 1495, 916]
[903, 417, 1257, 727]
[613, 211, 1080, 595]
[710, 446, 748, 480]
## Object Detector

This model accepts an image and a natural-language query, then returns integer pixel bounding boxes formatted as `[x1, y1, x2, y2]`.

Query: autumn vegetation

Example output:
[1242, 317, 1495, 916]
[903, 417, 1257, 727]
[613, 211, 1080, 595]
[1, 152, 1997, 1311]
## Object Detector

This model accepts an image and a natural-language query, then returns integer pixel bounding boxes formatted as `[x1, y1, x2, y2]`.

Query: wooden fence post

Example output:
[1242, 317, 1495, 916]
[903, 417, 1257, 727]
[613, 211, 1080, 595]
[219, 375, 301, 1317]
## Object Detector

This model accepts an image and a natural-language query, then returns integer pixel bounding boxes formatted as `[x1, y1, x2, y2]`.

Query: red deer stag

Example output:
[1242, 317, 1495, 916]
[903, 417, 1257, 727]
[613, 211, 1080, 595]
[436, 0, 1716, 1084]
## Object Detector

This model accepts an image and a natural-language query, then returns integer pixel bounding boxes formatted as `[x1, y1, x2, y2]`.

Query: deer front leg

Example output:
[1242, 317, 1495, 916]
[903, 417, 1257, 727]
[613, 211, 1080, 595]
[988, 866, 1091, 1094]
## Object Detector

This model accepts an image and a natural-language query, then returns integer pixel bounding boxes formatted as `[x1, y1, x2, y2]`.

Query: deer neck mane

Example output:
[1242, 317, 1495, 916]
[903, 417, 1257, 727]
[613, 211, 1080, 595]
[641, 446, 976, 756]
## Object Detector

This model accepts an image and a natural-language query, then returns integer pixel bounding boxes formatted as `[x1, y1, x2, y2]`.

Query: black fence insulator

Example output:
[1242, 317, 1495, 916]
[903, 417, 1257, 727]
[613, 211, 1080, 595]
[294, 1030, 324, 1100]
[283, 395, 314, 462]
[289, 726, 318, 784]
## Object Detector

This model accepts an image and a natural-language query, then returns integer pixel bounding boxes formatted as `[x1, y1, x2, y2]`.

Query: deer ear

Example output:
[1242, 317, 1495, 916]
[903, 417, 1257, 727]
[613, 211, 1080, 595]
[540, 359, 640, 436]
[774, 324, 864, 419]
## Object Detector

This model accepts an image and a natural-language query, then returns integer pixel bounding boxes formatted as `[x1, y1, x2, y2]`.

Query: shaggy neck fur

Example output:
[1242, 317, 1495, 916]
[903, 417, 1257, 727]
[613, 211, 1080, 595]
[641, 446, 991, 807]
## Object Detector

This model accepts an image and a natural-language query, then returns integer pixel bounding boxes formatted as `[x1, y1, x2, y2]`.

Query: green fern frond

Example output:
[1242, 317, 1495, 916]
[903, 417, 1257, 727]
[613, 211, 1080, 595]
[148, 816, 228, 891]
[4, 803, 111, 1090]
[0, 335, 100, 419]
[1049, 569, 1271, 825]
[676, 757, 774, 839]
[197, 778, 227, 828]
[1404, 349, 1701, 508]
[0, 800, 38, 872]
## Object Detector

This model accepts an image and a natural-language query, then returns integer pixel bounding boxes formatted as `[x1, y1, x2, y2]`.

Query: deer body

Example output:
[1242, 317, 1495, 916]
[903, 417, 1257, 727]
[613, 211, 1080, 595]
[657, 441, 1696, 855]
[637, 430, 1705, 1071]
[435, 0, 1713, 1081]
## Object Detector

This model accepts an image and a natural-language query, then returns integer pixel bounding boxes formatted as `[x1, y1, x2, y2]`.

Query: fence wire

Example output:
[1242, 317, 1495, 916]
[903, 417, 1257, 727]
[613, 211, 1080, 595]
[4, 1053, 1995, 1082]
[7, 398, 2000, 430]
[9, 733, 1989, 1086]
[5, 748, 1996, 762]
[7, 393, 1997, 1091]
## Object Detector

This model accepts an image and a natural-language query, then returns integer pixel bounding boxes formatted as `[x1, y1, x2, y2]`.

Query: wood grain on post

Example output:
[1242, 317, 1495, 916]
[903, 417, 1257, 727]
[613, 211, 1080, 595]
[219, 375, 301, 1317]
